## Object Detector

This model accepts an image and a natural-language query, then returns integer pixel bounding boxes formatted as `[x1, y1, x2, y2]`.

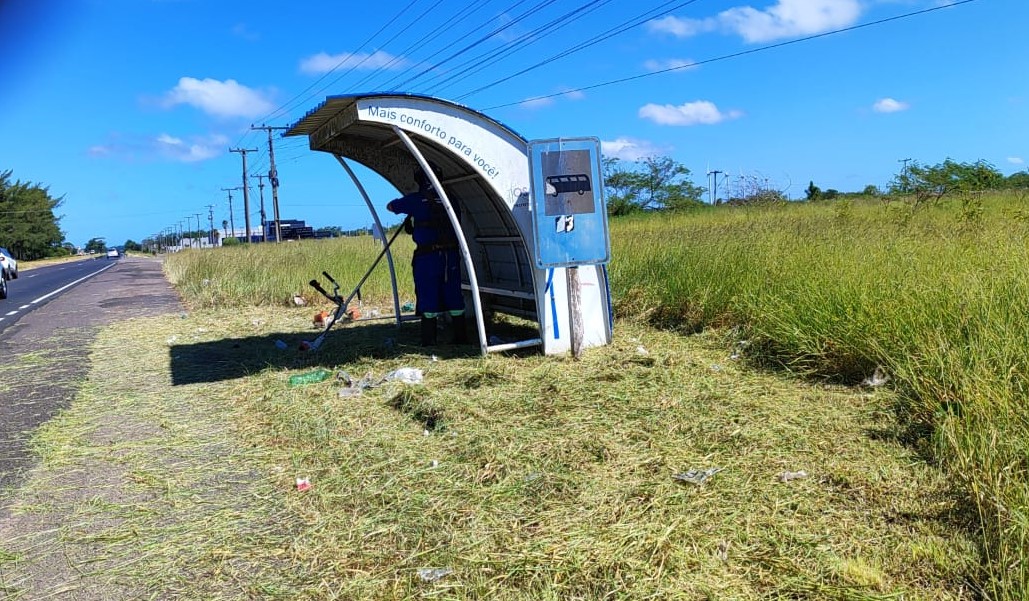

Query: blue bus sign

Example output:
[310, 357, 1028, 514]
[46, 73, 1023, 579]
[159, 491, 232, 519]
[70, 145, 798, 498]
[528, 137, 610, 267]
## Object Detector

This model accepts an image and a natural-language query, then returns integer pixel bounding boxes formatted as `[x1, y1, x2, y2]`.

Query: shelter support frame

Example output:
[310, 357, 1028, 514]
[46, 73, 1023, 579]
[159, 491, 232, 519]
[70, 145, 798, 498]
[392, 126, 490, 356]
[335, 155, 405, 324]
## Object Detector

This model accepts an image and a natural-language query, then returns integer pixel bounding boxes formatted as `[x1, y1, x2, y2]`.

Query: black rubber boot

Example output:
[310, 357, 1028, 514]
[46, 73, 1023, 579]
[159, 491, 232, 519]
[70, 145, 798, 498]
[450, 314, 468, 344]
[420, 317, 438, 347]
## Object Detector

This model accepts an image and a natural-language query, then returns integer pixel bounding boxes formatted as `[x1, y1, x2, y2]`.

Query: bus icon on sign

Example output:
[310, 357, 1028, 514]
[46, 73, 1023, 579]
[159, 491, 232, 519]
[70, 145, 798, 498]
[546, 174, 591, 196]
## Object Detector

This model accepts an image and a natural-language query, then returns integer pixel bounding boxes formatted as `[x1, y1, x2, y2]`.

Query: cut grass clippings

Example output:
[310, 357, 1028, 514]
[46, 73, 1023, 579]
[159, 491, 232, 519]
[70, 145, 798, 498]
[0, 307, 980, 599]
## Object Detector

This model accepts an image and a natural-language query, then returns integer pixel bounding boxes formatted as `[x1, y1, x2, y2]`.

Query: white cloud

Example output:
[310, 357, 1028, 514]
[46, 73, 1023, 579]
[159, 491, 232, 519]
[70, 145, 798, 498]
[601, 138, 670, 161]
[155, 132, 227, 163]
[650, 0, 861, 43]
[643, 58, 697, 72]
[718, 0, 862, 43]
[639, 100, 742, 126]
[87, 145, 111, 157]
[163, 77, 274, 118]
[299, 50, 407, 74]
[872, 97, 909, 113]
[1008, 157, 1024, 165]
[646, 15, 713, 38]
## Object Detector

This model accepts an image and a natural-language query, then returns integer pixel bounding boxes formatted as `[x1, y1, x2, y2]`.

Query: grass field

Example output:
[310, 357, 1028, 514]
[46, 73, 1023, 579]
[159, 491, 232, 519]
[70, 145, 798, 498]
[608, 192, 1029, 599]
[156, 192, 1028, 598]
[0, 308, 979, 599]
[3, 192, 1025, 598]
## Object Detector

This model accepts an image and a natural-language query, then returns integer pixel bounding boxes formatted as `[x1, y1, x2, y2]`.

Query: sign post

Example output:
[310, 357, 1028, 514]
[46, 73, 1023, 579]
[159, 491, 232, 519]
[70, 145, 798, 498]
[528, 138, 609, 358]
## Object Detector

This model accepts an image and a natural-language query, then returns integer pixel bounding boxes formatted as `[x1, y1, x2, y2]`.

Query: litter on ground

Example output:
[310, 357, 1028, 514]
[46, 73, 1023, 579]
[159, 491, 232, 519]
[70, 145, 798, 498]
[862, 366, 890, 388]
[417, 568, 453, 582]
[674, 467, 723, 485]
[779, 470, 808, 482]
[385, 368, 424, 384]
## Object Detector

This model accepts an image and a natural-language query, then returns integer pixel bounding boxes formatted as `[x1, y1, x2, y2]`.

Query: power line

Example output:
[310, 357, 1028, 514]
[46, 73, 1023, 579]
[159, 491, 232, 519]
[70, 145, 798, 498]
[374, 0, 505, 90]
[460, 0, 701, 102]
[391, 0, 560, 91]
[287, 0, 449, 113]
[484, 0, 980, 110]
[257, 0, 420, 125]
[407, 0, 575, 92]
[427, 0, 614, 96]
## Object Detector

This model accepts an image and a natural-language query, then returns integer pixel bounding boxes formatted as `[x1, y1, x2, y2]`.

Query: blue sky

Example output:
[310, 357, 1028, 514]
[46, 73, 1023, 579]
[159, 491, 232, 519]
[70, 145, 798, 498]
[1, 0, 1024, 247]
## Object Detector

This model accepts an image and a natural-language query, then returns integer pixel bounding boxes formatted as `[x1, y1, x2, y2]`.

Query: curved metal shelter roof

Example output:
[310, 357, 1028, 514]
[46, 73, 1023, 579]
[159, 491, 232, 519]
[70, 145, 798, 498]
[285, 93, 540, 343]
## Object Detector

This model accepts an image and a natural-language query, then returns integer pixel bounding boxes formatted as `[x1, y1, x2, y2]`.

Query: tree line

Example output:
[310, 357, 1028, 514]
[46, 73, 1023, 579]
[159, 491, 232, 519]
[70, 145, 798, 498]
[0, 170, 67, 260]
[605, 156, 1029, 215]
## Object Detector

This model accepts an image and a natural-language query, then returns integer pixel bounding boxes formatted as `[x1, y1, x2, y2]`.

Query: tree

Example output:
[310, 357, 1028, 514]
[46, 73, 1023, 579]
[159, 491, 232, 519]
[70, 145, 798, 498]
[84, 238, 107, 253]
[1006, 171, 1029, 189]
[602, 156, 705, 215]
[888, 158, 1003, 205]
[124, 239, 142, 252]
[0, 170, 66, 260]
[805, 181, 821, 200]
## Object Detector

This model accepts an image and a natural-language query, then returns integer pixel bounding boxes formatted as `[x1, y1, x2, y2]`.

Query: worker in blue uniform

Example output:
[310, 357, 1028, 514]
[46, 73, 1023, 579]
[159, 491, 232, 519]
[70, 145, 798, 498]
[387, 168, 467, 346]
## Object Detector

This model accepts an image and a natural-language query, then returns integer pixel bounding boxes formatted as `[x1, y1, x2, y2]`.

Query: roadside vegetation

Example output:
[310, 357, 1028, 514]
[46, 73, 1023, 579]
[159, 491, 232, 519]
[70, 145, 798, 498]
[0, 170, 70, 261]
[1, 309, 979, 599]
[607, 188, 1029, 600]
[160, 182, 1029, 599]
[5, 156, 1026, 598]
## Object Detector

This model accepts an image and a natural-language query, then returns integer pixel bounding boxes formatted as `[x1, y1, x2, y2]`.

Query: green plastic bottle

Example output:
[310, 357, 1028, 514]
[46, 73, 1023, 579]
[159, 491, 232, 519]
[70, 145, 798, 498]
[288, 369, 332, 387]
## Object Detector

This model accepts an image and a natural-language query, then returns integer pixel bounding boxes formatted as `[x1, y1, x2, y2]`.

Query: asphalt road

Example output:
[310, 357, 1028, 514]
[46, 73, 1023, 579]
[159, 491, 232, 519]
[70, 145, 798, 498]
[0, 256, 181, 495]
[0, 257, 120, 334]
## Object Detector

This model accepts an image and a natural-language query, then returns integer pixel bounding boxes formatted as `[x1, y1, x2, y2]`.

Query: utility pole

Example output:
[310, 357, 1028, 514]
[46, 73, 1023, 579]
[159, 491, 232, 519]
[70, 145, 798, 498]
[253, 174, 267, 242]
[206, 205, 215, 246]
[899, 158, 913, 192]
[252, 125, 288, 242]
[707, 170, 724, 204]
[221, 187, 241, 240]
[230, 148, 258, 243]
[193, 213, 203, 248]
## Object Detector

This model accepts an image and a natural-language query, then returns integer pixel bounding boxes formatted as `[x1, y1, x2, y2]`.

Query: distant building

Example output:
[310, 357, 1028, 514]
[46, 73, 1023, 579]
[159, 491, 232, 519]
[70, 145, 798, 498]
[265, 219, 316, 241]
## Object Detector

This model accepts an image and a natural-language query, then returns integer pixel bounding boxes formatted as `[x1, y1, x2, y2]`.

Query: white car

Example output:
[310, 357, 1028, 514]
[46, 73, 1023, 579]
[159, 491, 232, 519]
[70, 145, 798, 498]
[106, 249, 120, 259]
[0, 247, 17, 280]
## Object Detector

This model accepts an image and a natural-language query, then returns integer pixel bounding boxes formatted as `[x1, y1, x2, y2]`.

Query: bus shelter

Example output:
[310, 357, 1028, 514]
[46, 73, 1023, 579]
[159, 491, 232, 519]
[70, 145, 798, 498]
[285, 93, 612, 356]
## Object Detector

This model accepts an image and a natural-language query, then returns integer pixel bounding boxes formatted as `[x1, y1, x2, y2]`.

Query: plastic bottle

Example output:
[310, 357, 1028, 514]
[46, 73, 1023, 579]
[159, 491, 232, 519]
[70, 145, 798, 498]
[288, 368, 332, 387]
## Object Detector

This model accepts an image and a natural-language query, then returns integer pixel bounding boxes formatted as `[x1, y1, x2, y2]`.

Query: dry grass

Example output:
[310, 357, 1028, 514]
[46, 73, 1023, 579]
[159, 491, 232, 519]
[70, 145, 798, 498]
[18, 255, 96, 271]
[0, 307, 981, 599]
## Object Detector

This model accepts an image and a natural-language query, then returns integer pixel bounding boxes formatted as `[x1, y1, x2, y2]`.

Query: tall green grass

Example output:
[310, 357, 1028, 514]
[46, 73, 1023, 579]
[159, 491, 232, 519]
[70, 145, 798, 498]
[609, 193, 1029, 599]
[164, 193, 1029, 597]
[165, 235, 415, 308]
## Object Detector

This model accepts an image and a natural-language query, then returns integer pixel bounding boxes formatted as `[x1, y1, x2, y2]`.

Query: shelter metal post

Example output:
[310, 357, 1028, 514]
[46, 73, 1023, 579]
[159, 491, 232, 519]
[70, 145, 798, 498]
[391, 126, 488, 356]
[334, 155, 403, 325]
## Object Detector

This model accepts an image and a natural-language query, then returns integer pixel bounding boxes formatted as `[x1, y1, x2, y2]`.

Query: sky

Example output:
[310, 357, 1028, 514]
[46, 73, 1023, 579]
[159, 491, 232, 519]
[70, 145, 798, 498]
[1, 0, 1025, 247]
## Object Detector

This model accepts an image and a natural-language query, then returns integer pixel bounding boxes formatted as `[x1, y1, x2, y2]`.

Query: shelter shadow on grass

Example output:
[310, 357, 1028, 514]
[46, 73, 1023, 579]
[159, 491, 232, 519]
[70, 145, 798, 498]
[168, 321, 487, 386]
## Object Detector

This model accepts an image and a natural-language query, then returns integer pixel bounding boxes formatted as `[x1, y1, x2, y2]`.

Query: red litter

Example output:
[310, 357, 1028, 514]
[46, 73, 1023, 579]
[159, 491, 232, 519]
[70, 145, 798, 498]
[295, 477, 311, 492]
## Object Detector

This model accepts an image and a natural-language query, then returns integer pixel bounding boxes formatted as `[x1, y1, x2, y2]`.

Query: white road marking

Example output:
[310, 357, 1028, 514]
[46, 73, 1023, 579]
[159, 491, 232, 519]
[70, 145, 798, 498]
[19, 305, 30, 309]
[31, 262, 117, 305]
[27, 273, 38, 278]
[5, 311, 17, 316]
